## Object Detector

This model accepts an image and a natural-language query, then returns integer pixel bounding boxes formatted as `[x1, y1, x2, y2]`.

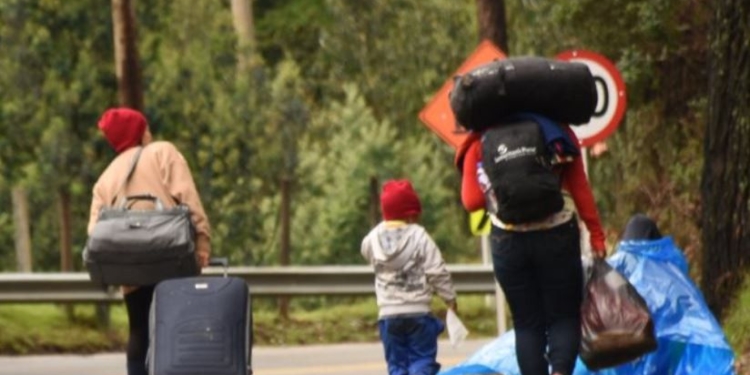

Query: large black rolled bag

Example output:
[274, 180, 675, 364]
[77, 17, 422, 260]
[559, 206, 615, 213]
[449, 57, 598, 131]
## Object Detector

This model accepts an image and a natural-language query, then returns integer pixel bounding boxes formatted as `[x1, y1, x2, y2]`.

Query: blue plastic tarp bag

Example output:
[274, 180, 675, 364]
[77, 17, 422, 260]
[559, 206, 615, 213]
[439, 236, 736, 375]
[438, 331, 521, 375]
[573, 237, 735, 375]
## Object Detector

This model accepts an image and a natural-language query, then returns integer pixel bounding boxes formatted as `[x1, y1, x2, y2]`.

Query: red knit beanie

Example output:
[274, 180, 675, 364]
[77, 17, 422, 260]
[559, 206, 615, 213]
[380, 179, 422, 221]
[97, 108, 148, 153]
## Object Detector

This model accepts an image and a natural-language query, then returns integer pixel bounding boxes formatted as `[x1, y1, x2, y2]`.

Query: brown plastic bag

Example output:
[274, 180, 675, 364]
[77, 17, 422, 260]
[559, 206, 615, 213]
[580, 258, 658, 370]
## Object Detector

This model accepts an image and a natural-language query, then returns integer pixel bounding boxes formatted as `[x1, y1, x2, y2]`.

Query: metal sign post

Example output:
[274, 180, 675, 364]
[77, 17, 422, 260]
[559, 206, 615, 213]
[580, 147, 593, 258]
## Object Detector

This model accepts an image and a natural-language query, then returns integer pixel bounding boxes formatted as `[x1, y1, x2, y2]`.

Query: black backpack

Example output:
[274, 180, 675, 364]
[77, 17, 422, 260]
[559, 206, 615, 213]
[479, 119, 564, 224]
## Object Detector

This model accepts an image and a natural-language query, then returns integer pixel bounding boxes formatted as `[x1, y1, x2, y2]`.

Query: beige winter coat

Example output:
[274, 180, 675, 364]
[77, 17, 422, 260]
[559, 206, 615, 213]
[87, 141, 211, 293]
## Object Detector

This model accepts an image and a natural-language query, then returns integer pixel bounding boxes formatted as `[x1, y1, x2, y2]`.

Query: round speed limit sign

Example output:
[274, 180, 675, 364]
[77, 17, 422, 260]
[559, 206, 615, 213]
[557, 50, 627, 147]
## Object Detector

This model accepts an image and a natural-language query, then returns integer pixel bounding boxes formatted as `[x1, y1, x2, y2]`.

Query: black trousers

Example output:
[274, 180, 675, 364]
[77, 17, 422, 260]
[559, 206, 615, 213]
[491, 218, 582, 375]
[124, 285, 155, 375]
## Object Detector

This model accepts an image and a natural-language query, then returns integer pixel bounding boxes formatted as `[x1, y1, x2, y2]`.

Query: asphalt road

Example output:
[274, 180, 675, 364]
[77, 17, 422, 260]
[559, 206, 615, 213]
[0, 339, 493, 375]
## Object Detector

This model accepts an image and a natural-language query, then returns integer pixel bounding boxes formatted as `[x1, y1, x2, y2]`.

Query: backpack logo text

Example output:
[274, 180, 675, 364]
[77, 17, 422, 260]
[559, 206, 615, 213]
[494, 146, 536, 163]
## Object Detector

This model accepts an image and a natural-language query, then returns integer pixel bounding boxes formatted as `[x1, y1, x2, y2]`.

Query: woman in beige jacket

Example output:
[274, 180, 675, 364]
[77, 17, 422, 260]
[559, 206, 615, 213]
[87, 108, 211, 375]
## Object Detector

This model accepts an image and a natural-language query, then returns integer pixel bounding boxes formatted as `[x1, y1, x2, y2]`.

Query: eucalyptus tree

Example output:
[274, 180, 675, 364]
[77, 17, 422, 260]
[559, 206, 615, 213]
[701, 0, 750, 317]
[0, 0, 115, 271]
[477, 0, 509, 52]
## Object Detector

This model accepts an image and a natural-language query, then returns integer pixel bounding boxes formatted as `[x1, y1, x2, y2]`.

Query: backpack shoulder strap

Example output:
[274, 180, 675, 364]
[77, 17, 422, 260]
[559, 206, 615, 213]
[110, 147, 144, 206]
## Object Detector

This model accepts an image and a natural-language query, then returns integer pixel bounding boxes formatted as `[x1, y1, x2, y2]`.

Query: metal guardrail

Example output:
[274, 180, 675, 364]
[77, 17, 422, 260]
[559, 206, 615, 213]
[0, 265, 496, 303]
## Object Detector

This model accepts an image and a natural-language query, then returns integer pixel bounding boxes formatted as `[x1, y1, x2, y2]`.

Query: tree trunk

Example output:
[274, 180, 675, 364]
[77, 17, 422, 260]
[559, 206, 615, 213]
[231, 0, 257, 72]
[56, 188, 75, 321]
[280, 177, 291, 268]
[57, 189, 73, 272]
[700, 0, 750, 319]
[476, 0, 509, 53]
[11, 187, 32, 272]
[278, 176, 292, 319]
[111, 0, 144, 110]
[105, 0, 142, 328]
[369, 176, 380, 227]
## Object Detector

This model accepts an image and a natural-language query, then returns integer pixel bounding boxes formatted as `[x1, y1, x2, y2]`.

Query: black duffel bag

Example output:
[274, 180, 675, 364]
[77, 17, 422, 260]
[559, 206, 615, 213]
[449, 57, 598, 131]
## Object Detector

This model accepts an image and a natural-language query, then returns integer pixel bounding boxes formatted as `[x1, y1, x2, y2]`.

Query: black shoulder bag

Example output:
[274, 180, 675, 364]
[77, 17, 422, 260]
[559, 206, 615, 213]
[84, 147, 200, 286]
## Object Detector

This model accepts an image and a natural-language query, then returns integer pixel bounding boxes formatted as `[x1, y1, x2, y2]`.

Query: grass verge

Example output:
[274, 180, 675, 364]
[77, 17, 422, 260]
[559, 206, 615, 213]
[724, 277, 750, 371]
[0, 304, 128, 354]
[0, 295, 499, 355]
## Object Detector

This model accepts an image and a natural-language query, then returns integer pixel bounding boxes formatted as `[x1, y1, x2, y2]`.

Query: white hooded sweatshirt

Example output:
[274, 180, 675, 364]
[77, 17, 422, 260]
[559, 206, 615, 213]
[361, 222, 456, 318]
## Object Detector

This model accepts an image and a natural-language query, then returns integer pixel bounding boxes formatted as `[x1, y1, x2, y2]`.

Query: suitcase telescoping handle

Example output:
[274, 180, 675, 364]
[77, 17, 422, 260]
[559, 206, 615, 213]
[208, 257, 229, 277]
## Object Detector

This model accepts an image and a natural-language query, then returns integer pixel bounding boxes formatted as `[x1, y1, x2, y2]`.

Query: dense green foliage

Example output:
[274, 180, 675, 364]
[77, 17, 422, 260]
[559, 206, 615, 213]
[0, 0, 481, 269]
[0, 0, 717, 278]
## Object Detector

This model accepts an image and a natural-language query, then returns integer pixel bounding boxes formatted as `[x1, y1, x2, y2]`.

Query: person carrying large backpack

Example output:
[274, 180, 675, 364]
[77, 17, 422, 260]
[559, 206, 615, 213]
[455, 111, 606, 375]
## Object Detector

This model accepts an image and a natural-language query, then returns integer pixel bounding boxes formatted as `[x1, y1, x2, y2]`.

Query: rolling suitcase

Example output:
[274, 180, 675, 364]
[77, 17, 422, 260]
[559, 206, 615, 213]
[147, 258, 253, 375]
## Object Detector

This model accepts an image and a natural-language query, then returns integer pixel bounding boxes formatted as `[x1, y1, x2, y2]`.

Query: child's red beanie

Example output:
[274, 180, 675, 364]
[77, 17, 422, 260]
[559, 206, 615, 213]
[380, 179, 422, 220]
[97, 108, 148, 153]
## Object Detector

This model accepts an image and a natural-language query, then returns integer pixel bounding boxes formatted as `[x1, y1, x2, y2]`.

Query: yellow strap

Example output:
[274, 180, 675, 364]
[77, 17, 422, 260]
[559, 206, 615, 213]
[384, 220, 408, 228]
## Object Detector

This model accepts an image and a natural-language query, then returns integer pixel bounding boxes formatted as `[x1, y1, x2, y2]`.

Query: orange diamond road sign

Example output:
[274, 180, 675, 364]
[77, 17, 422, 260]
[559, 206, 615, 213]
[419, 40, 507, 149]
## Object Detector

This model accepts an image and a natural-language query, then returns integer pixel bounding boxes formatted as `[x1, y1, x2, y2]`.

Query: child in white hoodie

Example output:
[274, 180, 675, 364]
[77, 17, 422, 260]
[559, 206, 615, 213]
[361, 179, 457, 375]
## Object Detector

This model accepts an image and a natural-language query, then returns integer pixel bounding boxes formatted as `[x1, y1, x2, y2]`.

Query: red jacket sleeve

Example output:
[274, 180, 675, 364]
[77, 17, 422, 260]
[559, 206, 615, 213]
[458, 138, 486, 211]
[560, 128, 606, 251]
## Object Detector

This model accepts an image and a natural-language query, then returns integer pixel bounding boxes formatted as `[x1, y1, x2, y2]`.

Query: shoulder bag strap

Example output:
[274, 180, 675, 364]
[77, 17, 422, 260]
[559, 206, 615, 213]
[110, 146, 144, 206]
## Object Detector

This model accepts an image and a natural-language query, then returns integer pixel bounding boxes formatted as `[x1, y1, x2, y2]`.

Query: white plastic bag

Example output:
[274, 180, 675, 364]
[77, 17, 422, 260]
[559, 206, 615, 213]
[446, 309, 469, 348]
